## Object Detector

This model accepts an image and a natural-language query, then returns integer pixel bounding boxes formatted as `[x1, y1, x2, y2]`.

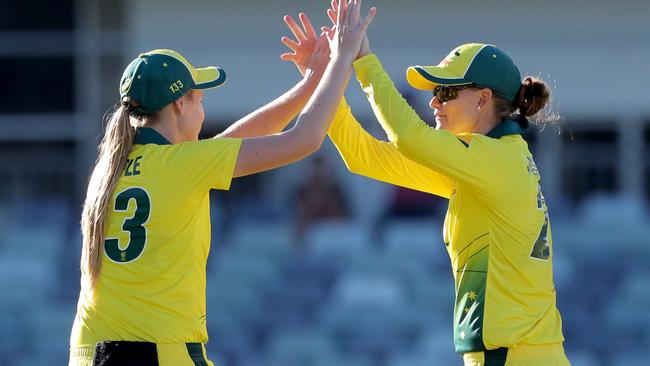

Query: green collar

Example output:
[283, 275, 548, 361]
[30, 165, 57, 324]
[486, 118, 528, 139]
[134, 128, 171, 145]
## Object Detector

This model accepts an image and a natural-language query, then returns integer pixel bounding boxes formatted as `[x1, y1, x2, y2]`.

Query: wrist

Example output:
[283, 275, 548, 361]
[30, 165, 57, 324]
[357, 48, 372, 59]
[352, 53, 376, 68]
[332, 52, 356, 65]
[301, 68, 323, 88]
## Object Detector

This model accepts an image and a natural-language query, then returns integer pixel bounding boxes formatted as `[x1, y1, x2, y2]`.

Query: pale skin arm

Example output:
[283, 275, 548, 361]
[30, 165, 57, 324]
[281, 4, 450, 198]
[217, 14, 329, 139]
[231, 0, 377, 178]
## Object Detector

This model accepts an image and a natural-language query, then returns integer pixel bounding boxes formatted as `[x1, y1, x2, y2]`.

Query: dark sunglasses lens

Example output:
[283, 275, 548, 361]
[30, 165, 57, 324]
[433, 86, 444, 102]
[434, 86, 456, 102]
[444, 87, 455, 102]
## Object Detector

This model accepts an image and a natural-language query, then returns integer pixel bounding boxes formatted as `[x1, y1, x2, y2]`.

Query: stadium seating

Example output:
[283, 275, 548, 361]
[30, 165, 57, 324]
[5, 194, 650, 365]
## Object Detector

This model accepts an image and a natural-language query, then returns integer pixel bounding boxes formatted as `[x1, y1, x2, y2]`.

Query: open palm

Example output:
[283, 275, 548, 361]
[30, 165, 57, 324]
[323, 0, 372, 59]
[281, 13, 329, 77]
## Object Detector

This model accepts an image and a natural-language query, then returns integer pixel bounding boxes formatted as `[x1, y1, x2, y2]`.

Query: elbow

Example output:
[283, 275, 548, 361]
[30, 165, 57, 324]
[391, 123, 420, 149]
[289, 116, 327, 158]
[391, 134, 411, 152]
[345, 161, 362, 175]
[391, 133, 420, 160]
[304, 136, 324, 156]
[386, 119, 422, 152]
[291, 132, 323, 161]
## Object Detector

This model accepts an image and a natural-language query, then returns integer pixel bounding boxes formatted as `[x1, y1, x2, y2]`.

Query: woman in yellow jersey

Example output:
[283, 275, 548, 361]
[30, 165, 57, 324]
[281, 3, 571, 365]
[69, 2, 376, 365]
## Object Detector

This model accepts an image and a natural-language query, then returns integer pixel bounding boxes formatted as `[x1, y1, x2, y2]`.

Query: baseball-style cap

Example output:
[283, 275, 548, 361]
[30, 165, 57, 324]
[406, 43, 521, 101]
[119, 49, 226, 114]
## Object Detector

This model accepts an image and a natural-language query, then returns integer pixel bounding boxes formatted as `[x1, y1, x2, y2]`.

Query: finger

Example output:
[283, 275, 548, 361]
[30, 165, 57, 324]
[344, 0, 355, 27]
[299, 13, 318, 39]
[333, 0, 348, 13]
[352, 0, 362, 26]
[280, 53, 296, 62]
[321, 26, 335, 40]
[319, 35, 331, 54]
[323, 31, 334, 42]
[327, 8, 336, 25]
[336, 0, 344, 28]
[284, 15, 307, 41]
[316, 33, 329, 47]
[359, 6, 377, 33]
[281, 36, 300, 51]
[313, 36, 324, 53]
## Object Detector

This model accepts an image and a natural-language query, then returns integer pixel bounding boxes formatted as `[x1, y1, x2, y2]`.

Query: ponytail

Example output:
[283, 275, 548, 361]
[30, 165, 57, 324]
[514, 77, 550, 117]
[492, 76, 559, 126]
[80, 99, 137, 291]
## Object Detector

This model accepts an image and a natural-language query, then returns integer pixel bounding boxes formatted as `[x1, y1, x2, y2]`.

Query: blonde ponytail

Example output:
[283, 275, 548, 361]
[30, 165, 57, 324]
[80, 103, 137, 290]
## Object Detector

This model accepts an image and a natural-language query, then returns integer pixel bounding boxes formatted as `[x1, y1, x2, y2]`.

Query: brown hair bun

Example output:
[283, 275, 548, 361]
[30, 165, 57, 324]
[515, 77, 550, 117]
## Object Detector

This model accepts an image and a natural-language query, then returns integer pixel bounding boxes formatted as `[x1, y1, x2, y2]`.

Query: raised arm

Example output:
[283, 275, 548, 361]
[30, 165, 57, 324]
[352, 54, 496, 196]
[278, 3, 451, 198]
[231, 0, 377, 178]
[328, 98, 453, 198]
[217, 14, 329, 139]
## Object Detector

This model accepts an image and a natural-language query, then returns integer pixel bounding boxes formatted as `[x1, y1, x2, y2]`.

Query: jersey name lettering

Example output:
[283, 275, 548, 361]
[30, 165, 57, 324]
[125, 156, 143, 176]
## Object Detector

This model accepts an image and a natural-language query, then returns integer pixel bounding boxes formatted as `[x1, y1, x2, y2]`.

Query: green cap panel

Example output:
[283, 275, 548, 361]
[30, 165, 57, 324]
[407, 43, 522, 102]
[119, 49, 226, 114]
[464, 45, 521, 101]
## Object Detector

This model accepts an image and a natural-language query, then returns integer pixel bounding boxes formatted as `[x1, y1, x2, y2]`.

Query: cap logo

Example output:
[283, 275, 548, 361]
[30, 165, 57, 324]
[441, 48, 462, 66]
[121, 77, 132, 93]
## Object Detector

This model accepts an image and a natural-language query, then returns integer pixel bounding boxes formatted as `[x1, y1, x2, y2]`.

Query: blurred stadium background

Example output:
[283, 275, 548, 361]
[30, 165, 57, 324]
[1, 0, 649, 365]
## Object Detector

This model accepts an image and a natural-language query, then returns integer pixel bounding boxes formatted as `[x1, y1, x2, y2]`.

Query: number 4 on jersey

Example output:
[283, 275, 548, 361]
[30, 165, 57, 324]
[531, 186, 550, 261]
[104, 187, 151, 263]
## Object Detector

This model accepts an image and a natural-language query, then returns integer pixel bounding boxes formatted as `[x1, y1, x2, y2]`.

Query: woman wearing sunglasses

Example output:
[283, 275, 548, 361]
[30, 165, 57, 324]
[281, 2, 570, 365]
[69, 1, 376, 365]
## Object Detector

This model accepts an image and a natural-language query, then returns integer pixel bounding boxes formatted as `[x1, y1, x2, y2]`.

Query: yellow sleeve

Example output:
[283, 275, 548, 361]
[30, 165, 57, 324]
[353, 54, 498, 198]
[328, 98, 453, 198]
[160, 137, 242, 192]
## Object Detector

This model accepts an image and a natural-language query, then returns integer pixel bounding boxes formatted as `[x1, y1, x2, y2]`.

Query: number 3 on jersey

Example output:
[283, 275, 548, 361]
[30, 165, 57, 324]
[531, 185, 550, 261]
[105, 187, 151, 263]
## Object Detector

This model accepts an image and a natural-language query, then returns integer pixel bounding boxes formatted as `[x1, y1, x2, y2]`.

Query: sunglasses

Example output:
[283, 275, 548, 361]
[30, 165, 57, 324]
[432, 84, 477, 103]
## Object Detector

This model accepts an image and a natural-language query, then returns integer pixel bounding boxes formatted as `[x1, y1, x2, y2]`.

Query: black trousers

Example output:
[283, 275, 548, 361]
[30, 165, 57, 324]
[91, 341, 209, 366]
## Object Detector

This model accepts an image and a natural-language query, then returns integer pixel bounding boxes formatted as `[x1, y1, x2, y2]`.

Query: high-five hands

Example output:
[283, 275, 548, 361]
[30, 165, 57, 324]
[323, 0, 373, 60]
[328, 0, 376, 62]
[281, 0, 376, 76]
[281, 13, 329, 77]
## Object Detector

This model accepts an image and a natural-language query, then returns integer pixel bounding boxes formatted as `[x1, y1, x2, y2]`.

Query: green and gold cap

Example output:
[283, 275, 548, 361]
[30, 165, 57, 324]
[406, 43, 521, 101]
[119, 49, 226, 114]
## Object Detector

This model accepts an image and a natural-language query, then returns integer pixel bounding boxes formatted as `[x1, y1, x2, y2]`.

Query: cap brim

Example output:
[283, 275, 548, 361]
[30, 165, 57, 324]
[193, 66, 226, 89]
[406, 65, 472, 90]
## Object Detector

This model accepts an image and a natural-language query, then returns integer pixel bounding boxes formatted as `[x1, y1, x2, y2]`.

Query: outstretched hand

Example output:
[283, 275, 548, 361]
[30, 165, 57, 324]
[326, 0, 376, 62]
[281, 13, 329, 77]
[323, 0, 373, 59]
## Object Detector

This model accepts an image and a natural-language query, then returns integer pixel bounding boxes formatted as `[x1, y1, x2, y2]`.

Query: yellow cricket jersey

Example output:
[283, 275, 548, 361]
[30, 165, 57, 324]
[71, 128, 242, 346]
[328, 54, 565, 353]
